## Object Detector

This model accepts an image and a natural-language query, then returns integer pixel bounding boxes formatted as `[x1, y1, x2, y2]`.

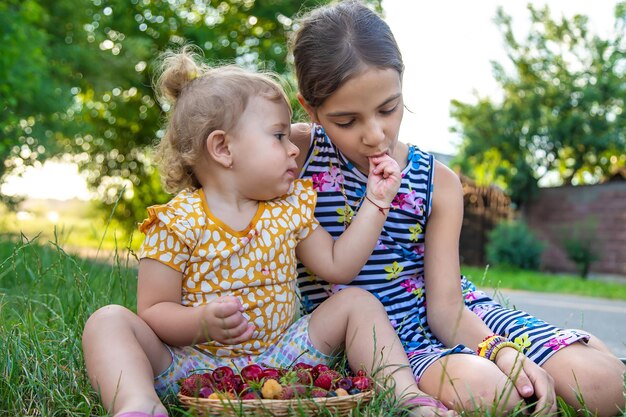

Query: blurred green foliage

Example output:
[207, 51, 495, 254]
[486, 220, 545, 270]
[451, 3, 626, 207]
[0, 0, 381, 234]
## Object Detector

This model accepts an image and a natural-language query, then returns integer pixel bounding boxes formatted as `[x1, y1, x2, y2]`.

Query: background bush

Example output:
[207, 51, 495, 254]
[561, 217, 600, 279]
[486, 220, 545, 270]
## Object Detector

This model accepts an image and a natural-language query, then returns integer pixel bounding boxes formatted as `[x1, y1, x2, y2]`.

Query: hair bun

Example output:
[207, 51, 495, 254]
[155, 45, 207, 104]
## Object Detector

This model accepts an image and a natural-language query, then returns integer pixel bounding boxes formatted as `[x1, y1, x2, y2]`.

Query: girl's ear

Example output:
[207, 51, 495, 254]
[297, 94, 318, 123]
[206, 130, 233, 168]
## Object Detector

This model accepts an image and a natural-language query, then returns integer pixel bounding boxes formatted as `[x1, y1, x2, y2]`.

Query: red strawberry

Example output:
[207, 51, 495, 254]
[352, 376, 371, 391]
[179, 374, 206, 396]
[295, 369, 313, 385]
[356, 369, 367, 377]
[310, 387, 328, 398]
[280, 386, 296, 400]
[279, 383, 309, 399]
[312, 364, 329, 378]
[293, 362, 313, 371]
[314, 372, 333, 390]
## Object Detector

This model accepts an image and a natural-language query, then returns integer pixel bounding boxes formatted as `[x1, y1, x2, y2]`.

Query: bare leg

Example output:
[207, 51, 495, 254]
[542, 339, 626, 417]
[419, 353, 525, 415]
[308, 288, 456, 416]
[82, 305, 172, 416]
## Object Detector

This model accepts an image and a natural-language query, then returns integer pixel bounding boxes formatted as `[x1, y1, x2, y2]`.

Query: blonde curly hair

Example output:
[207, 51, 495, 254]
[153, 45, 291, 193]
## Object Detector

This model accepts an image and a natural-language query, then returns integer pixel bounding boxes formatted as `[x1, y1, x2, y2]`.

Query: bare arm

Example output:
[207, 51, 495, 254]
[296, 154, 401, 283]
[423, 162, 491, 348]
[423, 163, 554, 408]
[137, 258, 254, 346]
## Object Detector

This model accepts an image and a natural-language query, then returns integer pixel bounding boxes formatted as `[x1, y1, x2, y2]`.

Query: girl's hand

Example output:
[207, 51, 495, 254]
[403, 396, 459, 417]
[408, 407, 459, 417]
[495, 348, 557, 416]
[202, 296, 255, 345]
[366, 154, 402, 206]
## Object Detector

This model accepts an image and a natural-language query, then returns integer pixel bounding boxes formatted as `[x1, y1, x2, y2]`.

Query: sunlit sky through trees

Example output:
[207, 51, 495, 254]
[2, 0, 620, 201]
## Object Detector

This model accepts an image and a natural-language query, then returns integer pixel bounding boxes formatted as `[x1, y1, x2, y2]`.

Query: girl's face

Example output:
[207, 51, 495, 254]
[305, 67, 404, 173]
[229, 96, 299, 200]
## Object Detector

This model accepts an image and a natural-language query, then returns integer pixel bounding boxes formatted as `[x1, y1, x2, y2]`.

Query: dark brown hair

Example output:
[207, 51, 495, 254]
[291, 0, 404, 109]
[153, 45, 290, 193]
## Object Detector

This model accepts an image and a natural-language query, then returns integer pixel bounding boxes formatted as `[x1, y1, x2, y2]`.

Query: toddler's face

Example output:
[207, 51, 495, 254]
[228, 96, 299, 201]
[310, 67, 404, 174]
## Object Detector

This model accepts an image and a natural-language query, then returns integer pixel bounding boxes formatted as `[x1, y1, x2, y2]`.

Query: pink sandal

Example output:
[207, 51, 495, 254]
[115, 413, 168, 417]
[404, 395, 449, 411]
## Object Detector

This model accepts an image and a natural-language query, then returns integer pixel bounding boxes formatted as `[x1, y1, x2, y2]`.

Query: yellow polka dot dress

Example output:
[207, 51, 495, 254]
[138, 179, 318, 357]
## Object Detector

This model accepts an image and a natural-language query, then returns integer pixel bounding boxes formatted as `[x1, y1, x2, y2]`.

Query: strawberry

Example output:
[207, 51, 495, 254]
[293, 362, 313, 371]
[310, 387, 328, 398]
[179, 374, 206, 396]
[295, 369, 313, 385]
[314, 372, 333, 390]
[280, 383, 308, 399]
[356, 369, 367, 377]
[280, 386, 296, 400]
[324, 370, 341, 386]
[312, 364, 329, 378]
[352, 376, 371, 391]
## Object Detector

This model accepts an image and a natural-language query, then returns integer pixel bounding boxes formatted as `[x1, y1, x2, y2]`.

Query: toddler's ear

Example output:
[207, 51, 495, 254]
[297, 94, 318, 123]
[206, 130, 232, 168]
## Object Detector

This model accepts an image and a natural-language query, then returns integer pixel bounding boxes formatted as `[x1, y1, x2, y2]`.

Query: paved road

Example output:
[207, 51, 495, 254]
[480, 288, 626, 359]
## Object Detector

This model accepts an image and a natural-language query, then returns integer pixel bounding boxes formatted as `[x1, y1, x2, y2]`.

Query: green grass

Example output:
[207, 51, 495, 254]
[1, 234, 625, 416]
[462, 265, 626, 301]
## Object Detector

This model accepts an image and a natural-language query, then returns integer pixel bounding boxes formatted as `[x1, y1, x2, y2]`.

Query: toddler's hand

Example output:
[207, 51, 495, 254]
[366, 154, 401, 207]
[204, 296, 255, 345]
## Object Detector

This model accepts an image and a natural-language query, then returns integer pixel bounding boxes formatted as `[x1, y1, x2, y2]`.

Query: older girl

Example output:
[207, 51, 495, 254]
[290, 1, 626, 416]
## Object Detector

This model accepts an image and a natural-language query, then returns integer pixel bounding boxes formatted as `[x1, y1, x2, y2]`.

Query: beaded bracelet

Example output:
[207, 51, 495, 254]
[477, 334, 522, 362]
[488, 341, 522, 361]
[477, 335, 505, 358]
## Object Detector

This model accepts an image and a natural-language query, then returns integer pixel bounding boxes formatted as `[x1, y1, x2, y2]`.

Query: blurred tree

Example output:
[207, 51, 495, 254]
[1, 0, 381, 233]
[451, 3, 626, 207]
[0, 0, 79, 208]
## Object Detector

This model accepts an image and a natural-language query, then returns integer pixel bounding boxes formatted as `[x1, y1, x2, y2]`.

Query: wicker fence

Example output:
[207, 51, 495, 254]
[459, 175, 512, 266]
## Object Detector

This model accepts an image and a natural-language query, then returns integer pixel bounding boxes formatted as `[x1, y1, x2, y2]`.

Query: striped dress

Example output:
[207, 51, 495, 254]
[297, 125, 589, 379]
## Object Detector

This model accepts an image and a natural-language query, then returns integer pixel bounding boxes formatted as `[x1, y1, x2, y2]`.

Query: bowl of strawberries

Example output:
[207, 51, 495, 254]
[177, 362, 374, 416]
